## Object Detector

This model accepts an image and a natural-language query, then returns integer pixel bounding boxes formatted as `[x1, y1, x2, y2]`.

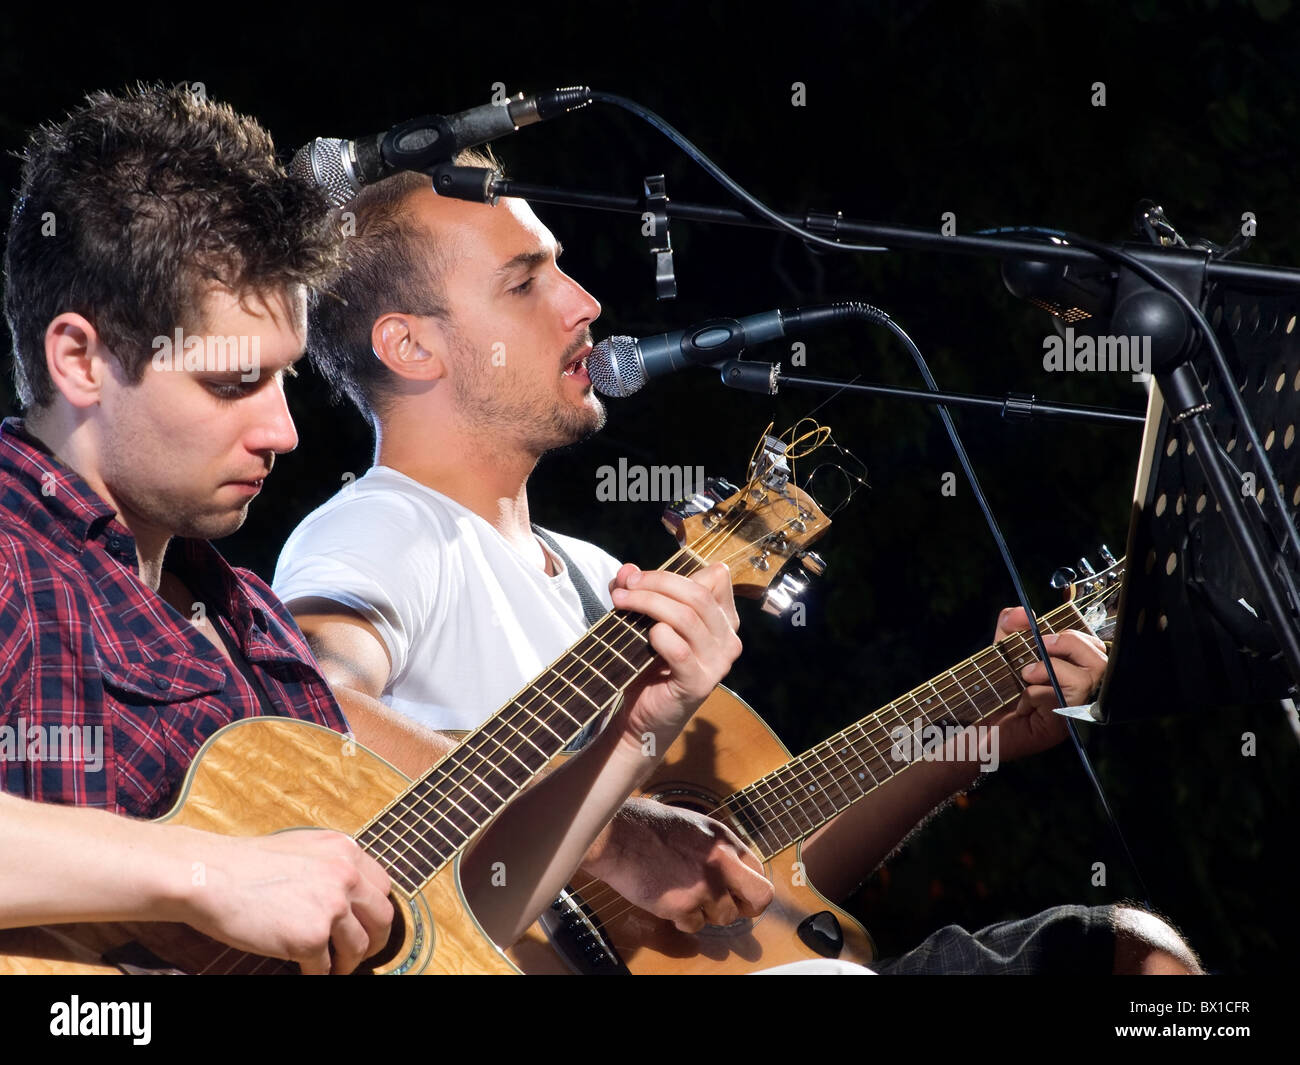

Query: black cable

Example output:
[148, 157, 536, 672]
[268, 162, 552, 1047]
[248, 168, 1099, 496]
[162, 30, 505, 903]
[589, 92, 887, 254]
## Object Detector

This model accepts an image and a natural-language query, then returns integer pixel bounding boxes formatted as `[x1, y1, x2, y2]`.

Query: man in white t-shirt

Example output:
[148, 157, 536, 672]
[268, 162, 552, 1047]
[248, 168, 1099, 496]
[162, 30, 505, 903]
[275, 157, 1199, 974]
[274, 157, 775, 951]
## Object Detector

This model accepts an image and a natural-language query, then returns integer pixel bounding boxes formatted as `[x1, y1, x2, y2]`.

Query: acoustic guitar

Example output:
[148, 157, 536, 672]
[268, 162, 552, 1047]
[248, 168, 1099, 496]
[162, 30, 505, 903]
[0, 434, 830, 974]
[511, 557, 1124, 974]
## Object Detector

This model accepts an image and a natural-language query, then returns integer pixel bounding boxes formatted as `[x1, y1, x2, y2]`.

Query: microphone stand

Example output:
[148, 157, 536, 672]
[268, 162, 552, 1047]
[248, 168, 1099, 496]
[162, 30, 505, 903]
[464, 174, 1300, 292]
[714, 360, 1147, 426]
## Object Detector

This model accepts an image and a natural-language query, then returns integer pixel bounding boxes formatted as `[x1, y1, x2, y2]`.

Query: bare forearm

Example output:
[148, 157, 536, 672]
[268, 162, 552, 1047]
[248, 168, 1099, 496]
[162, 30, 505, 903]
[460, 715, 665, 947]
[800, 757, 979, 903]
[0, 793, 205, 928]
[334, 686, 459, 778]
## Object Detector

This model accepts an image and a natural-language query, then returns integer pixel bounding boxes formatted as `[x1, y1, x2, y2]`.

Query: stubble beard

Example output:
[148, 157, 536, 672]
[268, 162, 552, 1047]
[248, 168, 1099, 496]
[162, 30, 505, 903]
[451, 332, 607, 457]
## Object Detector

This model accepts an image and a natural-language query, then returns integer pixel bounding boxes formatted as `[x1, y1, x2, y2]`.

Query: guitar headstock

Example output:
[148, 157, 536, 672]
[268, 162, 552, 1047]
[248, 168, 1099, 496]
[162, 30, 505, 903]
[1052, 544, 1126, 642]
[661, 431, 830, 609]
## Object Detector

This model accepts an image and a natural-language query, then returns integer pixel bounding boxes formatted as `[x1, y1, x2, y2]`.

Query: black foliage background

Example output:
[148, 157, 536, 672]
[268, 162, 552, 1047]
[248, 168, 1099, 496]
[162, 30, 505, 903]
[2, 0, 1297, 974]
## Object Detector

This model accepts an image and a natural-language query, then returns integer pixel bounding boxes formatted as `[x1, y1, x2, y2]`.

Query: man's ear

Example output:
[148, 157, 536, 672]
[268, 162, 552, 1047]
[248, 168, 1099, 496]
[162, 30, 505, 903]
[44, 313, 110, 409]
[371, 312, 447, 383]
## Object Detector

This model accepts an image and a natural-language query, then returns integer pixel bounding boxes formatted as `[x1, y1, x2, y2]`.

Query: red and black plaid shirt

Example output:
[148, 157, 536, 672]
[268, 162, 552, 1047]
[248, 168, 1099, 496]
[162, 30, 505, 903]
[0, 418, 349, 818]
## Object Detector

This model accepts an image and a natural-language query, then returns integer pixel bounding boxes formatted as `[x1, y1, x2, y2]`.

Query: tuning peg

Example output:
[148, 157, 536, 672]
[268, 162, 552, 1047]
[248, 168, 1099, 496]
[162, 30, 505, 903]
[798, 551, 827, 577]
[1076, 557, 1096, 577]
[761, 571, 809, 617]
[1099, 544, 1117, 567]
[1050, 567, 1077, 590]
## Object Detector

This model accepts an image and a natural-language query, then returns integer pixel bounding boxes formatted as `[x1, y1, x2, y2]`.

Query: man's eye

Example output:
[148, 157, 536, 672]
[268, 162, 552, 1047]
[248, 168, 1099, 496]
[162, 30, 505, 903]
[509, 277, 535, 296]
[205, 381, 255, 401]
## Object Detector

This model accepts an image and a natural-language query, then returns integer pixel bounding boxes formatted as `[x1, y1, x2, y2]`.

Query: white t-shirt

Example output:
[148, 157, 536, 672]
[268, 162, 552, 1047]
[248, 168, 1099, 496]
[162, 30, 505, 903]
[272, 465, 623, 733]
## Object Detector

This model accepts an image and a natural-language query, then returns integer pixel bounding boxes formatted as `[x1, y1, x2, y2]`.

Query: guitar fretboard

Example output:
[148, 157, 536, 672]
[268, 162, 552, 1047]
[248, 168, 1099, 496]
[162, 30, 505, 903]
[719, 599, 1091, 860]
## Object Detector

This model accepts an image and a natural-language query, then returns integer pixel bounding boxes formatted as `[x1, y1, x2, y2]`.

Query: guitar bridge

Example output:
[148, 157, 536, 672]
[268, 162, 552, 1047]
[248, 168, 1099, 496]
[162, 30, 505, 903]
[539, 889, 629, 975]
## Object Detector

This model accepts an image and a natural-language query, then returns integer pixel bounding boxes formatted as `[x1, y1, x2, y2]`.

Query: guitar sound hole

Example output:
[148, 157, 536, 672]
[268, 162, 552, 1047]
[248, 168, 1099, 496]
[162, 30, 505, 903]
[358, 893, 416, 974]
[646, 783, 723, 816]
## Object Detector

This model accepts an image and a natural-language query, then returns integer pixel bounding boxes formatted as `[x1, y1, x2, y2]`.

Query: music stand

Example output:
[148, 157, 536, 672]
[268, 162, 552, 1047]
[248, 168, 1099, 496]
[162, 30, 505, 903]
[1099, 281, 1300, 720]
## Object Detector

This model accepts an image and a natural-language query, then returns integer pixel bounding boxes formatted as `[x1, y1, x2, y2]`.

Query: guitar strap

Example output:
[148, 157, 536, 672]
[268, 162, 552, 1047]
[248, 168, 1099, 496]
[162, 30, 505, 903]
[532, 524, 613, 751]
[532, 525, 608, 628]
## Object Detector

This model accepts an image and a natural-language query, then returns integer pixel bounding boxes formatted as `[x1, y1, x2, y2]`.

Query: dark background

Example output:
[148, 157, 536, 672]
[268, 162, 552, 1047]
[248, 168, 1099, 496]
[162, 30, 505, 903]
[2, 0, 1296, 975]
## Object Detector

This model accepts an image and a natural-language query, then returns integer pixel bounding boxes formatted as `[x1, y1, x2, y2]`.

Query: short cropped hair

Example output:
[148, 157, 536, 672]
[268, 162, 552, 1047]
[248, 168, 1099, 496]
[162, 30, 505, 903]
[3, 83, 340, 410]
[307, 147, 498, 427]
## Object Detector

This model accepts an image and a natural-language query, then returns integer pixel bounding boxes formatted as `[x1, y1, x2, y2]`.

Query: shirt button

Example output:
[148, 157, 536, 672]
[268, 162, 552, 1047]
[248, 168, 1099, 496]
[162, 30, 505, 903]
[153, 676, 169, 691]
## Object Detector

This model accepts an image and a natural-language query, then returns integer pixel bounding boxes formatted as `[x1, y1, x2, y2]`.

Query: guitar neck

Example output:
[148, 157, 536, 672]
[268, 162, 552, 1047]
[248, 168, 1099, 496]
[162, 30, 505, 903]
[720, 599, 1092, 861]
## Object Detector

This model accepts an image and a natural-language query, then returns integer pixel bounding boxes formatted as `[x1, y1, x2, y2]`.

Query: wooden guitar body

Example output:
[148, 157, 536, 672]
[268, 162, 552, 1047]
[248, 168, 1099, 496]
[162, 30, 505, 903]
[0, 717, 515, 975]
[510, 687, 875, 974]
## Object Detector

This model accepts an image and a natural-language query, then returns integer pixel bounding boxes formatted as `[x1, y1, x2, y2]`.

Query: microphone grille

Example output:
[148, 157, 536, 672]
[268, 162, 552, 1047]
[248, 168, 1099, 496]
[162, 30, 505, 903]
[290, 139, 356, 208]
[588, 337, 646, 397]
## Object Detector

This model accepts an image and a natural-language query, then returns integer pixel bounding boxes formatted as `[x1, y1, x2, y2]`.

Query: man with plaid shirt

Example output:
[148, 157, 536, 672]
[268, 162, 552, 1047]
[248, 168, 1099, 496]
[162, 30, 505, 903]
[0, 84, 394, 974]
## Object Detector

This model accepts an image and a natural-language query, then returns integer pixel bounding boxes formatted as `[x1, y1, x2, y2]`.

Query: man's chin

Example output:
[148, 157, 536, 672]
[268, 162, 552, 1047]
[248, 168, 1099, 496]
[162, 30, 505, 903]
[175, 506, 251, 542]
[564, 401, 607, 447]
[534, 405, 606, 459]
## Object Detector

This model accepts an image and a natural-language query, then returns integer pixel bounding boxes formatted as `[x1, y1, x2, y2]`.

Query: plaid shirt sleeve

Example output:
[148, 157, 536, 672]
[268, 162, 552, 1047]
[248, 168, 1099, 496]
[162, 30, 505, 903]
[0, 550, 36, 798]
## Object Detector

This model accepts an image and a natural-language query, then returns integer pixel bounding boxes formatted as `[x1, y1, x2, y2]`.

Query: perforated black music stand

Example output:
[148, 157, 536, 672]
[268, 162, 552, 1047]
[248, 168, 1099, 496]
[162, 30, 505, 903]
[1099, 282, 1300, 720]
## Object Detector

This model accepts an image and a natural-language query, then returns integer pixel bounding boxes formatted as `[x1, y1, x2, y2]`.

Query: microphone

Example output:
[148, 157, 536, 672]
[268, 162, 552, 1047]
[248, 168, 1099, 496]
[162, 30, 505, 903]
[588, 302, 877, 397]
[291, 87, 592, 207]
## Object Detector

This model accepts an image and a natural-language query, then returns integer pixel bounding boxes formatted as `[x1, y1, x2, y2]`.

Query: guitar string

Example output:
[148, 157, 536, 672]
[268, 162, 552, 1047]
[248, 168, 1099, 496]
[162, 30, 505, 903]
[562, 594, 1106, 927]
[353, 455, 831, 884]
[344, 498, 821, 971]
[570, 573, 1116, 932]
[722, 592, 1108, 851]
[618, 588, 1105, 874]
[350, 527, 733, 878]
[197, 489, 807, 973]
[566, 617, 1083, 930]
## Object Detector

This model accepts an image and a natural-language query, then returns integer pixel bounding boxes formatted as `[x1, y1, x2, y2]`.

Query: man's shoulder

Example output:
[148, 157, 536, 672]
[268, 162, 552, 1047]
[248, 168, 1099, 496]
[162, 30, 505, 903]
[283, 467, 461, 550]
[272, 468, 466, 614]
[0, 509, 79, 599]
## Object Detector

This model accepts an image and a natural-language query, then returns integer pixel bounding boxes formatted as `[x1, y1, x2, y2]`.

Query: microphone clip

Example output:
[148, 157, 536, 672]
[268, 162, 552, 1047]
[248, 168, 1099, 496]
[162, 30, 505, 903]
[642, 174, 677, 301]
[720, 359, 781, 395]
[429, 163, 503, 205]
